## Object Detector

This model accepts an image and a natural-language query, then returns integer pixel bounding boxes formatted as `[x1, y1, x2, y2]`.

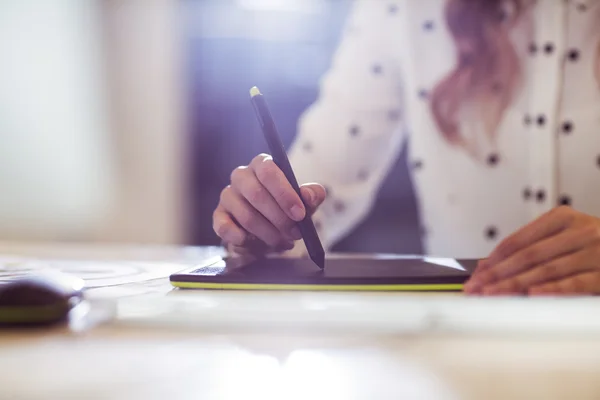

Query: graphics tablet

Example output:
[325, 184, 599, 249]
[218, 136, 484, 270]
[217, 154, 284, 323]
[169, 255, 477, 292]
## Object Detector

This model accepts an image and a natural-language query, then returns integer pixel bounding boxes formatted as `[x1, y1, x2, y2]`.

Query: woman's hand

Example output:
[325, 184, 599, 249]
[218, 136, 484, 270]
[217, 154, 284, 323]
[213, 154, 326, 256]
[464, 206, 600, 296]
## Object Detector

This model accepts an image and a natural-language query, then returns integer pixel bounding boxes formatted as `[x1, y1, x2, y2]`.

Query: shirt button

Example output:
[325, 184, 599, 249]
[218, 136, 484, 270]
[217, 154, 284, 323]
[357, 169, 369, 181]
[536, 115, 546, 126]
[567, 49, 580, 62]
[412, 159, 424, 170]
[485, 226, 499, 240]
[388, 109, 402, 121]
[558, 195, 572, 206]
[487, 153, 500, 166]
[333, 200, 346, 213]
[536, 189, 546, 203]
[528, 43, 537, 55]
[349, 125, 360, 137]
[561, 121, 574, 134]
[314, 220, 323, 232]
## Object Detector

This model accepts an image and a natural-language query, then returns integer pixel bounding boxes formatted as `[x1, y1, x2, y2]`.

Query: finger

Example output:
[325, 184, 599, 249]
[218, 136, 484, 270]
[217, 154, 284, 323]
[229, 240, 294, 257]
[529, 271, 600, 296]
[228, 244, 261, 257]
[486, 206, 576, 266]
[220, 186, 283, 247]
[250, 154, 306, 221]
[466, 225, 596, 292]
[469, 258, 490, 275]
[300, 184, 327, 213]
[480, 251, 593, 295]
[213, 206, 248, 246]
[231, 166, 301, 241]
[463, 259, 490, 293]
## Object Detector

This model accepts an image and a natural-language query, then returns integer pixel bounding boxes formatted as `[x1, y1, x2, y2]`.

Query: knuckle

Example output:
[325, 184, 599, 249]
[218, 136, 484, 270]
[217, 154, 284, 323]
[251, 153, 272, 168]
[245, 182, 269, 204]
[213, 219, 229, 239]
[256, 153, 271, 161]
[213, 216, 238, 243]
[219, 186, 232, 204]
[554, 205, 572, 217]
[236, 210, 255, 229]
[254, 159, 279, 183]
[230, 166, 249, 185]
[555, 205, 577, 224]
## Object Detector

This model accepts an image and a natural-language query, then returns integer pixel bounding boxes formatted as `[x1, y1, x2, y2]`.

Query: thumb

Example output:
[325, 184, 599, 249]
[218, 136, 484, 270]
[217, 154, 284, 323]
[299, 183, 326, 212]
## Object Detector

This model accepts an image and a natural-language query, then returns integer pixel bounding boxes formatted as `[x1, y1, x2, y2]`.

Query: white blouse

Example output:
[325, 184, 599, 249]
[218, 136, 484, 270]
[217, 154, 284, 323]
[286, 0, 600, 259]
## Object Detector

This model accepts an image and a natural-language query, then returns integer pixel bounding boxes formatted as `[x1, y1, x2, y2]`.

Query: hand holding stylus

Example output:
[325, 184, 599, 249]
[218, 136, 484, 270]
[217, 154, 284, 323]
[213, 154, 326, 256]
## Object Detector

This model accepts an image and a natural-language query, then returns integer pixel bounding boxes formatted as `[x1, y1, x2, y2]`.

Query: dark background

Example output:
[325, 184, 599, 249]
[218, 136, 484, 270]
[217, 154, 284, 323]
[182, 0, 423, 254]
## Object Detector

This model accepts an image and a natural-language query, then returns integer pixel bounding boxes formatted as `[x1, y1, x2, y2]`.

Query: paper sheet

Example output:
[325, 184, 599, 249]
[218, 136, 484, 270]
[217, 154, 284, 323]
[0, 256, 188, 289]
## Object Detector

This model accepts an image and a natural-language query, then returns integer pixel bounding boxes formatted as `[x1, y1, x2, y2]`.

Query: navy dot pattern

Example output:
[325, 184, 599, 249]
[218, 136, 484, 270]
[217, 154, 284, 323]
[284, 1, 600, 258]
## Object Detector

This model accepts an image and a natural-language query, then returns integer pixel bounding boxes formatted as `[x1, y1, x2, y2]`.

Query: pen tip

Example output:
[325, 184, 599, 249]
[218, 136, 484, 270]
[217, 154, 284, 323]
[312, 251, 325, 270]
[250, 86, 261, 98]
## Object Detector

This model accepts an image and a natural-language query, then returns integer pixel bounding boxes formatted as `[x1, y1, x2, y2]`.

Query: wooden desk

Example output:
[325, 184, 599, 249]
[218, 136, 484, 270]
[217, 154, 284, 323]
[1, 242, 600, 400]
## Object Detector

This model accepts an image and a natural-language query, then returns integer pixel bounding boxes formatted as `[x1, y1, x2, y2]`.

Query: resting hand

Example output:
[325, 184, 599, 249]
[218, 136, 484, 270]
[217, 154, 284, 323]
[464, 206, 600, 296]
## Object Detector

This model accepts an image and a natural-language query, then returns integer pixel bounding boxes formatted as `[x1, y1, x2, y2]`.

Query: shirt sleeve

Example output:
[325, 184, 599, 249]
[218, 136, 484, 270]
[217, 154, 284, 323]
[286, 0, 409, 253]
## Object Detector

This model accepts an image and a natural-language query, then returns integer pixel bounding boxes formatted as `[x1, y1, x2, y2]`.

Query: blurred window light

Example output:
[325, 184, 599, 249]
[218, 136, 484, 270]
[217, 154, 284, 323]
[237, 0, 325, 14]
[0, 0, 114, 240]
[184, 0, 333, 42]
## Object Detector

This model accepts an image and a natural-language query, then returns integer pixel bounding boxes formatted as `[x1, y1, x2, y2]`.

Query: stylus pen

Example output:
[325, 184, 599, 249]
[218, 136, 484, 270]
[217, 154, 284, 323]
[249, 86, 325, 269]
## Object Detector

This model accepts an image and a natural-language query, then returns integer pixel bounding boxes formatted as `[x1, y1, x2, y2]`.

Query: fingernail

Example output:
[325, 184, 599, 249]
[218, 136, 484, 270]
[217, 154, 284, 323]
[290, 205, 306, 221]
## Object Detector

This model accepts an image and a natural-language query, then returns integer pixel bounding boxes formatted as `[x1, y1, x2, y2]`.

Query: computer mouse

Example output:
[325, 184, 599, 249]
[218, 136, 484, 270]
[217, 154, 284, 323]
[0, 272, 85, 326]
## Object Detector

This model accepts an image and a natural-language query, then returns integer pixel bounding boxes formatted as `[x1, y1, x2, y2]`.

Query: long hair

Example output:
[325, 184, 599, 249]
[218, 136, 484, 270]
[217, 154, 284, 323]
[430, 0, 535, 152]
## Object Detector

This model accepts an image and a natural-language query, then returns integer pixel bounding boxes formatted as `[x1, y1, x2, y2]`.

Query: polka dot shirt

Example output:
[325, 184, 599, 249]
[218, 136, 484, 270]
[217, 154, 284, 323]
[287, 0, 600, 259]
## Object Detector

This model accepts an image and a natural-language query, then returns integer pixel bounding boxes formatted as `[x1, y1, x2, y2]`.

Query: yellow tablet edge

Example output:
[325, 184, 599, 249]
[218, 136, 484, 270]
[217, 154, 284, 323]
[170, 281, 464, 291]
